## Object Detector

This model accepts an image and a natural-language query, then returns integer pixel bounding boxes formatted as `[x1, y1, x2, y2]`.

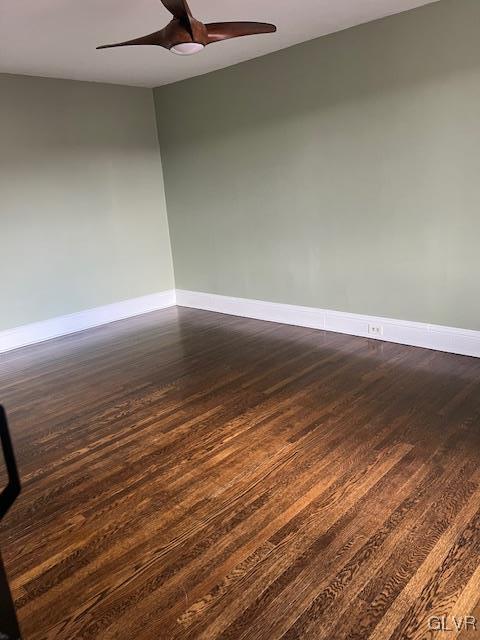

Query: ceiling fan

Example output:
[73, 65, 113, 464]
[97, 0, 277, 56]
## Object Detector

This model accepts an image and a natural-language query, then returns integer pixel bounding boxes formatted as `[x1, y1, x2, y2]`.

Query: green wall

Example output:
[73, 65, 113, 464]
[0, 74, 174, 331]
[155, 0, 480, 331]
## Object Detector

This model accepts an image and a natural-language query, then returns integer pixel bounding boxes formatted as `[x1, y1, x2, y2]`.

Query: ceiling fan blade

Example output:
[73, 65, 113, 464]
[97, 30, 170, 50]
[160, 0, 192, 19]
[206, 22, 277, 43]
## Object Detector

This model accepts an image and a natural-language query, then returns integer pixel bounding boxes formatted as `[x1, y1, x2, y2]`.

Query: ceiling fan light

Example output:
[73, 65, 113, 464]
[171, 42, 205, 55]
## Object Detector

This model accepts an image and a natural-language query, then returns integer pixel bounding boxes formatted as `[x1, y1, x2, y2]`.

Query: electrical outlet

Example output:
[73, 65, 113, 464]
[368, 323, 383, 337]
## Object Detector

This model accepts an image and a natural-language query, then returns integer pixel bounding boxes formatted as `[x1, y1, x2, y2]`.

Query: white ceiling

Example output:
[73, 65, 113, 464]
[0, 0, 438, 88]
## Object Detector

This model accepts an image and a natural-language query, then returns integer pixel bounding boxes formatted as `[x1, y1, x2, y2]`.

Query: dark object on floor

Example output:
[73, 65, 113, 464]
[0, 405, 22, 640]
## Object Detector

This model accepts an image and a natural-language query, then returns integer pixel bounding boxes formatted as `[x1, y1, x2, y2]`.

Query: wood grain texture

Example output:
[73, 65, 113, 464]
[0, 306, 480, 640]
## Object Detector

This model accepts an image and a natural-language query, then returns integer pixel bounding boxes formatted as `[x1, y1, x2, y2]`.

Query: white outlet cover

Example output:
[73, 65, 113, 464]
[368, 324, 384, 336]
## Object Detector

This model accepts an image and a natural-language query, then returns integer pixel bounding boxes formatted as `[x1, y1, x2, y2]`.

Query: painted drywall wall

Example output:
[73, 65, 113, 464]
[0, 74, 174, 331]
[155, 0, 480, 331]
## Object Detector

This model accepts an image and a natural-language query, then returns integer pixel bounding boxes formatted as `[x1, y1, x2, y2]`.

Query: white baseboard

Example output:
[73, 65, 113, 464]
[2, 288, 479, 359]
[176, 290, 480, 359]
[0, 290, 176, 354]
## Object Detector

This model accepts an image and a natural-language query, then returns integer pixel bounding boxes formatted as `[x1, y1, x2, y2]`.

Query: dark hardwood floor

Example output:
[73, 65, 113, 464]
[1, 306, 480, 639]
